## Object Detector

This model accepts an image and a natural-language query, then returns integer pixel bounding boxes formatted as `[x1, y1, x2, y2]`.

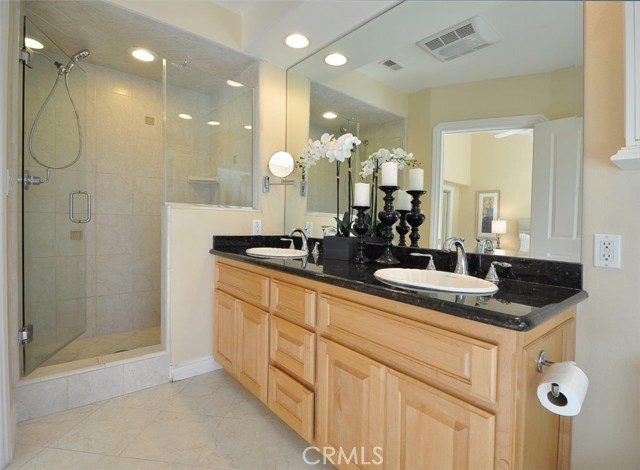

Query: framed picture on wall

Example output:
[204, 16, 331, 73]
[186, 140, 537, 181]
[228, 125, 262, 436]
[477, 191, 500, 237]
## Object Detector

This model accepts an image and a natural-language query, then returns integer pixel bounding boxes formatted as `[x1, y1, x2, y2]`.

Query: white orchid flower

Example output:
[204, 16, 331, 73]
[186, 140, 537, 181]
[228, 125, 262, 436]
[358, 146, 416, 178]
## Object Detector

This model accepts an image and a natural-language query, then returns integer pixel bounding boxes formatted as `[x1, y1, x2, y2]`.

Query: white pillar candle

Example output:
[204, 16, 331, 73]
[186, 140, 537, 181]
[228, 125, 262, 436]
[396, 190, 411, 211]
[408, 168, 424, 191]
[380, 161, 398, 186]
[354, 182, 370, 207]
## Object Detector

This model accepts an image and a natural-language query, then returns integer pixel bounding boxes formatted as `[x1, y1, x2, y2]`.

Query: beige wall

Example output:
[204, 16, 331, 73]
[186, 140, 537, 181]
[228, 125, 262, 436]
[573, 2, 639, 467]
[408, 67, 583, 243]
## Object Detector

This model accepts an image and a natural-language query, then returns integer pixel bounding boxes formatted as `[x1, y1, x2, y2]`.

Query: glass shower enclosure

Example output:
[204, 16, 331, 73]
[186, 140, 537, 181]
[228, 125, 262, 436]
[20, 18, 88, 374]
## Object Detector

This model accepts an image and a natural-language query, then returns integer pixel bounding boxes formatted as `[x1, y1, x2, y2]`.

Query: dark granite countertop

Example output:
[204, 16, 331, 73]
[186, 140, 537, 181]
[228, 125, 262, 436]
[210, 236, 588, 332]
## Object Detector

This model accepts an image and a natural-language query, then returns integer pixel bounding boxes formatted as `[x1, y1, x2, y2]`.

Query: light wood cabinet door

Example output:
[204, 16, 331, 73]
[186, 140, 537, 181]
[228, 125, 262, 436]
[236, 300, 269, 403]
[316, 338, 385, 469]
[385, 369, 495, 470]
[213, 290, 237, 375]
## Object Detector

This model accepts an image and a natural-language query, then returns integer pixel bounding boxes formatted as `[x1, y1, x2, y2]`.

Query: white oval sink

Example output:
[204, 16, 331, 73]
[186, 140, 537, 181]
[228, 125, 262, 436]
[246, 247, 308, 259]
[374, 268, 498, 294]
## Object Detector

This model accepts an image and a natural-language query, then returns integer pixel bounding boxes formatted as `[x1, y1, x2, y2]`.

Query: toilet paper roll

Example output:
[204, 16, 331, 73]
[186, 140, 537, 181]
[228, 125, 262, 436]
[536, 361, 588, 416]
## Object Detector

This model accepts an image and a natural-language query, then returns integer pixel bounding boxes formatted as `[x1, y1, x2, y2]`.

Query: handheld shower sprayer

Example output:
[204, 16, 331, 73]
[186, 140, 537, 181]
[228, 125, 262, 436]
[60, 49, 90, 74]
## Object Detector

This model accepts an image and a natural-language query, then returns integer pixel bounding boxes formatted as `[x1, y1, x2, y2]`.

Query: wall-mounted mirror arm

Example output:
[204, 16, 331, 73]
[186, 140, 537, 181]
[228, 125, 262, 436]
[263, 151, 298, 193]
[262, 175, 296, 193]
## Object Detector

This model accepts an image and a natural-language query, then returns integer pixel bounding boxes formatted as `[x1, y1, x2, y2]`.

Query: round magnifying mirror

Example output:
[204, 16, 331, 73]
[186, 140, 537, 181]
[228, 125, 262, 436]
[268, 151, 295, 178]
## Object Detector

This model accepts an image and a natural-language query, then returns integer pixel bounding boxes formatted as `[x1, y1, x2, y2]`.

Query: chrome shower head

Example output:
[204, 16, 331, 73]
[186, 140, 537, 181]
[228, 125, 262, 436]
[62, 49, 90, 74]
[72, 49, 90, 61]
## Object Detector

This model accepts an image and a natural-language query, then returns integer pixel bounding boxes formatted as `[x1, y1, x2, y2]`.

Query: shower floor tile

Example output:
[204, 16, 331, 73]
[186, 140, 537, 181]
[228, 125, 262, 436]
[40, 326, 160, 367]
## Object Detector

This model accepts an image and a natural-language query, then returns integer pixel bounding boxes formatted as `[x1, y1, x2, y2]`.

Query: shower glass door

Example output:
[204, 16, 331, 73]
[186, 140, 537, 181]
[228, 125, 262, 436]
[21, 18, 87, 374]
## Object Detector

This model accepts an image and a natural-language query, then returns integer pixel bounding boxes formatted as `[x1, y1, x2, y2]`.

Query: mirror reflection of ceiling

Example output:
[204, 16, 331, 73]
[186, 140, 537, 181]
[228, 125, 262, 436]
[290, 1, 583, 93]
[309, 82, 404, 130]
[24, 0, 259, 94]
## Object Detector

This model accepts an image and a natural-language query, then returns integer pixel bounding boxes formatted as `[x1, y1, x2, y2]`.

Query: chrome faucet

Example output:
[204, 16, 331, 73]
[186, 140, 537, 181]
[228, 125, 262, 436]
[410, 252, 436, 270]
[288, 228, 309, 252]
[476, 238, 495, 254]
[443, 237, 468, 275]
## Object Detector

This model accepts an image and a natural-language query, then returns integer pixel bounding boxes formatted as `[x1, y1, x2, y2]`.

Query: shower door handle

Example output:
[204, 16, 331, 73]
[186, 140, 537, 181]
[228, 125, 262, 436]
[69, 190, 92, 223]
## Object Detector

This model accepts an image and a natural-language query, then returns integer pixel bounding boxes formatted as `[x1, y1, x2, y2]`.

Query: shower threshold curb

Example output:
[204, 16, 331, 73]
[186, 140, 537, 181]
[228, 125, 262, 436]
[17, 344, 165, 386]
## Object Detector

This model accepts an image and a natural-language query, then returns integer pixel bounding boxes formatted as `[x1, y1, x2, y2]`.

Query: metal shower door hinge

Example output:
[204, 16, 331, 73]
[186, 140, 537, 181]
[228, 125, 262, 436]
[19, 47, 32, 68]
[19, 324, 33, 345]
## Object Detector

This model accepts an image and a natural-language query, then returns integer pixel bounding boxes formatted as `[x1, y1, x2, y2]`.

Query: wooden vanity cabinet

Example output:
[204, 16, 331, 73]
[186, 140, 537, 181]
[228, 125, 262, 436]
[213, 257, 577, 469]
[213, 263, 269, 403]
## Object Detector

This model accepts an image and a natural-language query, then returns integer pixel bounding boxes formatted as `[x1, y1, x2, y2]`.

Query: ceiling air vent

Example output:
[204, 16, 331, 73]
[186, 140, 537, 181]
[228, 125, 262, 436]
[380, 58, 404, 72]
[416, 15, 502, 62]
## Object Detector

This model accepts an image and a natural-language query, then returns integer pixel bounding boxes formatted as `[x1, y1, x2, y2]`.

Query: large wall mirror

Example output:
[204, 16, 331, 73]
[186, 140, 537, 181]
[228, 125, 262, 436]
[285, 1, 584, 262]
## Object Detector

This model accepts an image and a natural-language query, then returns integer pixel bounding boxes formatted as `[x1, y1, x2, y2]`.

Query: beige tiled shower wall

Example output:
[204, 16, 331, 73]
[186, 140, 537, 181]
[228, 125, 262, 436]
[86, 64, 163, 338]
[24, 62, 164, 350]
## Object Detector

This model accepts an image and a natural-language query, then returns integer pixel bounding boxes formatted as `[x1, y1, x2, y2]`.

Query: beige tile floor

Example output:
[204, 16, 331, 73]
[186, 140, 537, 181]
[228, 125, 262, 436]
[9, 369, 334, 470]
[39, 327, 161, 367]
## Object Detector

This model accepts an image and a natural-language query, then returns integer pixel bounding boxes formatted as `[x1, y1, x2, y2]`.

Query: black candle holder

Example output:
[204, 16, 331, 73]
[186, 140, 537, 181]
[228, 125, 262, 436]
[406, 190, 427, 248]
[376, 185, 400, 264]
[352, 206, 370, 264]
[395, 210, 410, 247]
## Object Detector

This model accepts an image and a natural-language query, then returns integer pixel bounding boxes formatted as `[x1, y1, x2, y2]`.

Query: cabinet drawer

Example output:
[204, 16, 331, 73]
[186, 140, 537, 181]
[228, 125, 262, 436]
[318, 295, 498, 403]
[270, 279, 316, 327]
[216, 262, 269, 309]
[270, 316, 315, 386]
[268, 365, 314, 443]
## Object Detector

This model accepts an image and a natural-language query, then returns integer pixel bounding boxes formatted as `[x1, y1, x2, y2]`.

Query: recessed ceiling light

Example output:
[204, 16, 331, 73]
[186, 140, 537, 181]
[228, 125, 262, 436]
[285, 33, 310, 49]
[227, 80, 243, 87]
[207, 121, 221, 126]
[25, 37, 44, 50]
[128, 47, 157, 62]
[322, 112, 337, 119]
[178, 113, 192, 120]
[244, 125, 252, 130]
[324, 53, 347, 66]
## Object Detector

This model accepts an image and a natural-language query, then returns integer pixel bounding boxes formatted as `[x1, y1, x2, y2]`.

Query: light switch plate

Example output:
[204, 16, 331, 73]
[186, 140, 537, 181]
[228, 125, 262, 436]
[594, 234, 621, 268]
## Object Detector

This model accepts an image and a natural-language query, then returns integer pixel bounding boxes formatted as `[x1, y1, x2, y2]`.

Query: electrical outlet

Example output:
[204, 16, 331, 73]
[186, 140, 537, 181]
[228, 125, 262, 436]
[252, 219, 262, 235]
[304, 222, 313, 237]
[594, 234, 621, 268]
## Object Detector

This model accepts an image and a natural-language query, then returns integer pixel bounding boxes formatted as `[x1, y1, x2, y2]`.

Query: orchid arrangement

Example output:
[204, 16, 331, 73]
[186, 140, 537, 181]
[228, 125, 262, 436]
[300, 132, 362, 236]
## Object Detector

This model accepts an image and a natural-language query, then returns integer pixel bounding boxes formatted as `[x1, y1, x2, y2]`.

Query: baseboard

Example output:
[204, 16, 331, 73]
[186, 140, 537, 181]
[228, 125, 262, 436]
[170, 355, 221, 381]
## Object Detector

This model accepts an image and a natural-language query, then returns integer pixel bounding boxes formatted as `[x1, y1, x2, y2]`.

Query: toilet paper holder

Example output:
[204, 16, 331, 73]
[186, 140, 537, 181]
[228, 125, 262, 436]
[536, 351, 560, 398]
